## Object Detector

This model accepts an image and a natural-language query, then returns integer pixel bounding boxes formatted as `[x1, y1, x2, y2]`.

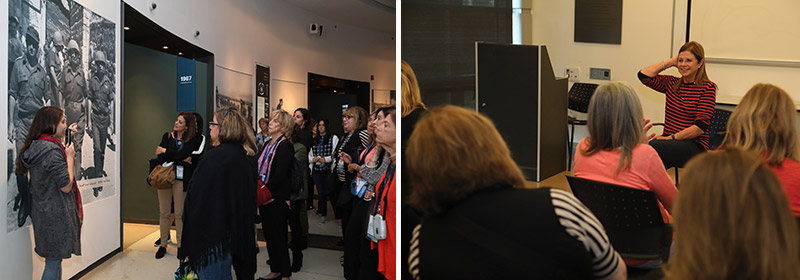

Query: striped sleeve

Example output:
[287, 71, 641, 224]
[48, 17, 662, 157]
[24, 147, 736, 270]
[638, 71, 677, 94]
[693, 82, 717, 130]
[358, 130, 371, 148]
[550, 189, 623, 280]
[408, 224, 422, 280]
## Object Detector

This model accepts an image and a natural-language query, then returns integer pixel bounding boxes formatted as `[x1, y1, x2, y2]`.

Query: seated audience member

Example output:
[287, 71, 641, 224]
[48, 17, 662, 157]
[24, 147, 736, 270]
[721, 83, 800, 217]
[573, 81, 677, 224]
[666, 148, 800, 280]
[407, 105, 625, 280]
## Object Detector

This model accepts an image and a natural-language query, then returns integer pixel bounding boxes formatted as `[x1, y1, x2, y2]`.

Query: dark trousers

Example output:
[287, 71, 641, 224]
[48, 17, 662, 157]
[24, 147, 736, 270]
[288, 200, 308, 251]
[649, 139, 705, 169]
[232, 253, 255, 280]
[344, 199, 379, 280]
[260, 201, 291, 277]
[92, 123, 110, 174]
[305, 172, 314, 209]
[312, 171, 329, 216]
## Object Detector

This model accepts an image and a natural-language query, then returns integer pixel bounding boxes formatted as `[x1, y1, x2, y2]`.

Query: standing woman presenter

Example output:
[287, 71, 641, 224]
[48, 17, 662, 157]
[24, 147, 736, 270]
[638, 41, 717, 169]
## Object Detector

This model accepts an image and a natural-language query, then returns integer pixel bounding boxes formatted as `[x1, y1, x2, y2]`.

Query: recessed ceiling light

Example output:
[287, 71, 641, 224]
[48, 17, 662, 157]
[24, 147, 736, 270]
[162, 45, 169, 49]
[178, 52, 183, 56]
[123, 26, 130, 31]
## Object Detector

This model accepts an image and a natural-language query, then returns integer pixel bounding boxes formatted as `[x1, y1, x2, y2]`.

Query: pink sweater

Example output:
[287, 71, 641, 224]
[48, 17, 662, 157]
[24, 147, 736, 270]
[573, 138, 677, 224]
[770, 159, 800, 217]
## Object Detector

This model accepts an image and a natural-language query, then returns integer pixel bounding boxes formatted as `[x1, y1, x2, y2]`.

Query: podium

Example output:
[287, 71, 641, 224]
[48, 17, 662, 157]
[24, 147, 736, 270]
[476, 43, 567, 181]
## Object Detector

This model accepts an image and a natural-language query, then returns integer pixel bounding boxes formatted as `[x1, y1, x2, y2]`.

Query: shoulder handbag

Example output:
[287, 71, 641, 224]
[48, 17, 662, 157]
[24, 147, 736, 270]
[148, 162, 176, 189]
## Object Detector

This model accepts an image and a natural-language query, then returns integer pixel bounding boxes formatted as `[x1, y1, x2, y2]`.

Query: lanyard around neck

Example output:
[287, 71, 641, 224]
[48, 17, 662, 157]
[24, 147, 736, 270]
[259, 136, 283, 174]
[374, 164, 396, 216]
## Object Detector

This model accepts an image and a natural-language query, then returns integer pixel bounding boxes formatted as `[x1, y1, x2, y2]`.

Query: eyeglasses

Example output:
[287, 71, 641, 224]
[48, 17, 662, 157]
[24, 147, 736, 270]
[342, 115, 354, 119]
[209, 122, 219, 127]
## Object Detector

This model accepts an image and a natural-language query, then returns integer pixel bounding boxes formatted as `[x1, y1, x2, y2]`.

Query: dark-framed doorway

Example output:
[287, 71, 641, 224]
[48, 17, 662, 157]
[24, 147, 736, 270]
[307, 73, 370, 137]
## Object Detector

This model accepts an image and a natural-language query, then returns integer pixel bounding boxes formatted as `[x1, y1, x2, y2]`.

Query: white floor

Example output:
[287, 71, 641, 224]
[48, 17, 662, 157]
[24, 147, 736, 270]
[81, 214, 345, 279]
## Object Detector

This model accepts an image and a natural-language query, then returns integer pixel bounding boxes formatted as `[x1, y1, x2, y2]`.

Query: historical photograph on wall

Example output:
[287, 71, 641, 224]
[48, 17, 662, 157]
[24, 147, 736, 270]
[215, 65, 254, 126]
[6, 0, 118, 233]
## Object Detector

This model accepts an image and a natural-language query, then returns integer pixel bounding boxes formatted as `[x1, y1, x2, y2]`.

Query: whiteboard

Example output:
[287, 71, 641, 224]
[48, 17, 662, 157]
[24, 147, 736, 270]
[690, 0, 800, 62]
[689, 0, 800, 103]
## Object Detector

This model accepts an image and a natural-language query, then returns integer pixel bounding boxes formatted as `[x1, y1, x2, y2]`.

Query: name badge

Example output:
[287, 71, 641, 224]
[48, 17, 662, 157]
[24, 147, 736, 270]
[176, 165, 184, 180]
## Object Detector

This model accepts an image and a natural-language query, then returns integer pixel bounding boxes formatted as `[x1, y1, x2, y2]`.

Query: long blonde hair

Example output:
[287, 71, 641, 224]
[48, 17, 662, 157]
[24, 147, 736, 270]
[580, 81, 644, 175]
[214, 108, 258, 156]
[407, 106, 525, 216]
[721, 83, 800, 166]
[666, 148, 800, 280]
[401, 61, 426, 117]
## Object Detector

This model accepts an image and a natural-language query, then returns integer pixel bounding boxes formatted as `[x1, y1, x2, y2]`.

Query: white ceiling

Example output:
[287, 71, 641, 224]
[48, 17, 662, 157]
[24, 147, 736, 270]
[281, 0, 396, 34]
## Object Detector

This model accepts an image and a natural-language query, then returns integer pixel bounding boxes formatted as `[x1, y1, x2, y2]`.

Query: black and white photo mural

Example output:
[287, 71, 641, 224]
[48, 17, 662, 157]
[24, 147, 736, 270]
[7, 0, 117, 233]
[215, 65, 254, 126]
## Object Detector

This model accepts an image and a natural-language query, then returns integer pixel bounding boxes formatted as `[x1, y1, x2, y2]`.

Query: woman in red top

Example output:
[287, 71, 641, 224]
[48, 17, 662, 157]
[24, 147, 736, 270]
[373, 107, 396, 280]
[639, 41, 717, 169]
[721, 83, 800, 216]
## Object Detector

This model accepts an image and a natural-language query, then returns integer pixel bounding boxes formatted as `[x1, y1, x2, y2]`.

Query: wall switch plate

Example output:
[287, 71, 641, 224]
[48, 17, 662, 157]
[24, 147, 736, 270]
[566, 66, 580, 82]
[590, 67, 610, 80]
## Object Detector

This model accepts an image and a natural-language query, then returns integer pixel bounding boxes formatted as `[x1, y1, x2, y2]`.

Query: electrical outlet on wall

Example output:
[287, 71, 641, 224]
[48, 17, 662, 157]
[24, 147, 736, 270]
[565, 66, 580, 82]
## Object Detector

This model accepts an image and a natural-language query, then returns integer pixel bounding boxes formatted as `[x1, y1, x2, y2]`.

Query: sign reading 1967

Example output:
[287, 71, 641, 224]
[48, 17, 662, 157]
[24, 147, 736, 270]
[180, 75, 193, 83]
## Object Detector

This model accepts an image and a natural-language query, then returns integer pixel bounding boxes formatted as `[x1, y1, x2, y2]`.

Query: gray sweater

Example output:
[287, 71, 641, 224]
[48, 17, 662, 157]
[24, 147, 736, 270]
[21, 140, 81, 258]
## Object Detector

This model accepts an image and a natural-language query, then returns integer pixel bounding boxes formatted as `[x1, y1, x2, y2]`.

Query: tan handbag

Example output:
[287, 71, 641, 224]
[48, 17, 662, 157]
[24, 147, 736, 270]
[148, 164, 175, 189]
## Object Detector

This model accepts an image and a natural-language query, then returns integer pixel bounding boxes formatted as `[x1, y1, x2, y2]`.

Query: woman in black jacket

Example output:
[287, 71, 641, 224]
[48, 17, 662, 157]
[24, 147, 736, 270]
[180, 107, 259, 279]
[330, 106, 369, 260]
[257, 110, 296, 280]
[154, 112, 201, 259]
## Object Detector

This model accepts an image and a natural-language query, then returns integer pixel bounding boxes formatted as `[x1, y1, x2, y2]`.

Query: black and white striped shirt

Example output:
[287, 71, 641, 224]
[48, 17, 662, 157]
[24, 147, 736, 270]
[409, 188, 623, 280]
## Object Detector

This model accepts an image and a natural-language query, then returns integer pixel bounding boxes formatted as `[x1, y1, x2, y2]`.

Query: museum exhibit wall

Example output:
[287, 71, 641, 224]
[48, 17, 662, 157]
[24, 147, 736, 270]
[1, 0, 122, 278]
[122, 43, 208, 222]
[124, 0, 396, 117]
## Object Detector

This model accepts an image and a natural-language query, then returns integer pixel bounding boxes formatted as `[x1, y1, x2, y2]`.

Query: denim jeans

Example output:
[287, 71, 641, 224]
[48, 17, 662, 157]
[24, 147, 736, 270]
[312, 171, 329, 216]
[42, 258, 62, 280]
[195, 252, 232, 280]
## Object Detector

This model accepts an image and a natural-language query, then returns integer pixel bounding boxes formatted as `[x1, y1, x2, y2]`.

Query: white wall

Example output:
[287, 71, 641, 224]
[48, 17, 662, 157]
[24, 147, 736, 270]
[531, 0, 683, 144]
[123, 0, 396, 113]
[0, 0, 122, 279]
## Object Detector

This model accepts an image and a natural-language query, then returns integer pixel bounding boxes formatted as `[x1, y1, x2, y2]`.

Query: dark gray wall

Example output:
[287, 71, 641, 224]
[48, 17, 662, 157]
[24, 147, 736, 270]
[122, 43, 208, 221]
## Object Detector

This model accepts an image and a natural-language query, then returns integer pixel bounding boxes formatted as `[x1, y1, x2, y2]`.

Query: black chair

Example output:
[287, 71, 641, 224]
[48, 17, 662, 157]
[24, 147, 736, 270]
[651, 108, 733, 184]
[567, 83, 598, 170]
[708, 108, 732, 150]
[566, 176, 672, 262]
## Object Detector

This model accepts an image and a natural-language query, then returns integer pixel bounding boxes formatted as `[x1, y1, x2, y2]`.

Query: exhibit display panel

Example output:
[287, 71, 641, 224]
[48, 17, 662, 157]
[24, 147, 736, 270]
[1, 0, 121, 278]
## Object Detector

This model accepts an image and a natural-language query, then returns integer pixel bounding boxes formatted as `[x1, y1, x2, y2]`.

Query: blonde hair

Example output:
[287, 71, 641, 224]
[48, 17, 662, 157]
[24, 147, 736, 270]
[721, 83, 800, 166]
[343, 106, 368, 131]
[270, 110, 295, 139]
[407, 105, 526, 216]
[673, 41, 715, 92]
[401, 61, 426, 117]
[666, 148, 800, 280]
[580, 81, 644, 175]
[214, 108, 258, 156]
